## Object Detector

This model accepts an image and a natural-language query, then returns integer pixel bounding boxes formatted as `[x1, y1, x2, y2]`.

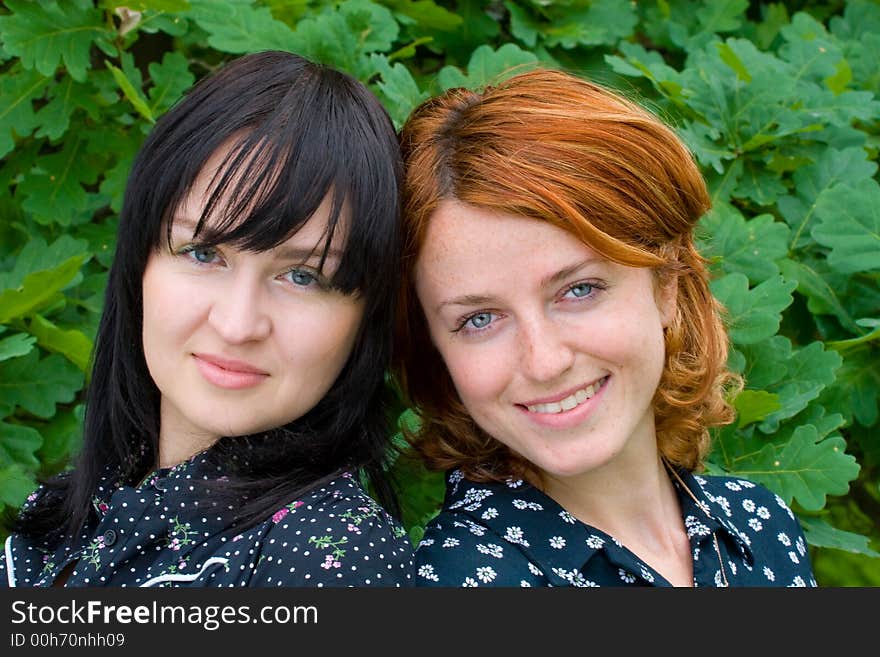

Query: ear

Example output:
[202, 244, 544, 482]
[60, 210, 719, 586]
[656, 274, 678, 329]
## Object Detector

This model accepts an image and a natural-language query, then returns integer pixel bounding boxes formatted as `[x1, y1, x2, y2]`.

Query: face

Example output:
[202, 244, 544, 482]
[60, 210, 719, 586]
[142, 146, 364, 455]
[414, 200, 676, 485]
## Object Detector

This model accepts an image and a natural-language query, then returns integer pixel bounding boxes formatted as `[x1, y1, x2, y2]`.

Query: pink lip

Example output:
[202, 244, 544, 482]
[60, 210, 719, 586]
[520, 376, 608, 407]
[517, 375, 610, 429]
[193, 353, 269, 390]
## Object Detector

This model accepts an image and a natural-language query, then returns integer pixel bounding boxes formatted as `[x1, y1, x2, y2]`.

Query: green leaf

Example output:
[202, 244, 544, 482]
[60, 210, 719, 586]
[0, 66, 50, 159]
[0, 235, 89, 291]
[780, 147, 877, 250]
[813, 179, 880, 274]
[187, 0, 300, 54]
[710, 274, 796, 345]
[778, 258, 861, 334]
[0, 255, 86, 324]
[698, 203, 790, 283]
[0, 333, 36, 362]
[760, 341, 842, 432]
[38, 404, 83, 467]
[0, 463, 38, 508]
[0, 0, 112, 81]
[106, 60, 154, 123]
[369, 55, 428, 128]
[716, 41, 751, 82]
[28, 314, 92, 373]
[741, 425, 858, 511]
[799, 516, 880, 557]
[818, 343, 880, 427]
[147, 51, 195, 117]
[0, 351, 83, 419]
[387, 0, 462, 31]
[541, 0, 637, 50]
[437, 43, 538, 91]
[19, 139, 102, 226]
[34, 76, 100, 141]
[338, 0, 399, 53]
[0, 421, 43, 468]
[740, 335, 791, 389]
[733, 390, 781, 428]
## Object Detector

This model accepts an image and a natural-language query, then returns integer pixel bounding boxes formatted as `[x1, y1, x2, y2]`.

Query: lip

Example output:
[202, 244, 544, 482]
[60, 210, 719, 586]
[193, 353, 269, 390]
[517, 375, 610, 429]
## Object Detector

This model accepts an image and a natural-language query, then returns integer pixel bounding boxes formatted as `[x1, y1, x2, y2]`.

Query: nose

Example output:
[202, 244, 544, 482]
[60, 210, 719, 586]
[207, 273, 272, 344]
[518, 314, 575, 383]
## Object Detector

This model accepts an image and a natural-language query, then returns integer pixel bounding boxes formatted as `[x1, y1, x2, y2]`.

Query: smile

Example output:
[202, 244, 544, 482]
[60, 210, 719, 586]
[524, 376, 609, 414]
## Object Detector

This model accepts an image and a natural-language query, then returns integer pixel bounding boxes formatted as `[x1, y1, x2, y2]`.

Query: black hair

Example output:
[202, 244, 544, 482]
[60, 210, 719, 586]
[15, 50, 402, 544]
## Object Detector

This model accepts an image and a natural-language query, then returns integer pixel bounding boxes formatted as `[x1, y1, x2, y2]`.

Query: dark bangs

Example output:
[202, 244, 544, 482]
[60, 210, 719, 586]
[143, 51, 400, 300]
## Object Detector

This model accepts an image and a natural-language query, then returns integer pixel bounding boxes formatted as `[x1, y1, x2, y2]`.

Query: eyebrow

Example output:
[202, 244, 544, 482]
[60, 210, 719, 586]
[170, 216, 343, 262]
[434, 258, 598, 314]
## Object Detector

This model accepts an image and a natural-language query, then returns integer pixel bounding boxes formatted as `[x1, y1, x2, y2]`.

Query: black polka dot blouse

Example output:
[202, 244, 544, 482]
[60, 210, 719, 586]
[1, 455, 415, 587]
[415, 467, 817, 587]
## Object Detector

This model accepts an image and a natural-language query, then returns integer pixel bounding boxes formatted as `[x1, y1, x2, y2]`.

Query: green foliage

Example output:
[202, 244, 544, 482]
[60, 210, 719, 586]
[0, 0, 877, 586]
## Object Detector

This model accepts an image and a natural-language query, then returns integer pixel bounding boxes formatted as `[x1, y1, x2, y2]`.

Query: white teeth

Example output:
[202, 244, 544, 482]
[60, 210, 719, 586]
[526, 379, 604, 414]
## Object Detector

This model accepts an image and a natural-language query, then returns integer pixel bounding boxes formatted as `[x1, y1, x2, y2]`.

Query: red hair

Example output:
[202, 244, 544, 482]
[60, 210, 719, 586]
[394, 68, 740, 482]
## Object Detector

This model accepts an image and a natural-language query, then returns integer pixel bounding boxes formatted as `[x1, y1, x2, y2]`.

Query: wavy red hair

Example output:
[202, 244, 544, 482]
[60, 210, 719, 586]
[394, 68, 740, 482]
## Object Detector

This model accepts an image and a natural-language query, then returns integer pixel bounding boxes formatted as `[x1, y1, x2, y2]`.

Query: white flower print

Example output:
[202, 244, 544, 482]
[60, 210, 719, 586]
[585, 535, 605, 549]
[685, 515, 711, 538]
[777, 532, 792, 547]
[552, 568, 594, 587]
[559, 510, 576, 524]
[714, 570, 727, 587]
[774, 494, 795, 519]
[618, 569, 636, 584]
[549, 536, 566, 549]
[462, 577, 478, 587]
[512, 499, 544, 511]
[505, 479, 524, 488]
[737, 479, 756, 488]
[725, 481, 742, 491]
[419, 538, 435, 548]
[450, 488, 493, 510]
[790, 576, 807, 587]
[728, 561, 737, 576]
[695, 500, 712, 516]
[462, 519, 487, 536]
[476, 566, 497, 583]
[796, 536, 806, 556]
[756, 506, 770, 519]
[742, 499, 756, 512]
[788, 551, 800, 564]
[504, 526, 530, 547]
[476, 543, 504, 558]
[748, 518, 763, 532]
[418, 564, 440, 581]
[520, 580, 532, 587]
[442, 537, 460, 548]
[639, 566, 655, 583]
[527, 562, 544, 577]
[481, 507, 498, 520]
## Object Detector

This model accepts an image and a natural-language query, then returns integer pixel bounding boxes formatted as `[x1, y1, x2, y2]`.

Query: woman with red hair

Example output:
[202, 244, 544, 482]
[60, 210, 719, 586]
[394, 68, 815, 587]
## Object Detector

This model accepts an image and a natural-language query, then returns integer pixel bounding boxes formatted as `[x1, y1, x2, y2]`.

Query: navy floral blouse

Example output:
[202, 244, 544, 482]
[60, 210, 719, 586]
[415, 468, 816, 587]
[1, 454, 415, 587]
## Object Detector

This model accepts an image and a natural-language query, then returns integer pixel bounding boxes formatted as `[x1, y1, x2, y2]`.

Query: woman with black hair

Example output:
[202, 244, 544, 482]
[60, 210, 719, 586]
[1, 51, 414, 587]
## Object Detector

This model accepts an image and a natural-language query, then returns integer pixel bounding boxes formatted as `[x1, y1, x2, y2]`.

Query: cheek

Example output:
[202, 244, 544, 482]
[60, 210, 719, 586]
[277, 301, 363, 368]
[439, 343, 511, 408]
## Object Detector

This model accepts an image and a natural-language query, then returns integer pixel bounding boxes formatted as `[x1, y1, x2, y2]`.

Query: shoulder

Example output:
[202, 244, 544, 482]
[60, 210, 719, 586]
[414, 472, 549, 587]
[693, 473, 815, 585]
[249, 472, 415, 587]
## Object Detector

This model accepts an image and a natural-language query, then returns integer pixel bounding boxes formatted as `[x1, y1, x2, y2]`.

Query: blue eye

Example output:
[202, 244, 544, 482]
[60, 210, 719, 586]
[566, 283, 594, 298]
[465, 312, 495, 330]
[181, 245, 220, 264]
[285, 269, 318, 287]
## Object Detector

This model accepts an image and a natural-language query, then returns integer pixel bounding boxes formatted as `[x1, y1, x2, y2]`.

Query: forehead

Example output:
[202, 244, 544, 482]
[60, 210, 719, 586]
[416, 199, 597, 275]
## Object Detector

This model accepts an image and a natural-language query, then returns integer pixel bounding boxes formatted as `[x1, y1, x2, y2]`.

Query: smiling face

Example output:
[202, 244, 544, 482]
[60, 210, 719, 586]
[414, 199, 676, 484]
[141, 146, 364, 461]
